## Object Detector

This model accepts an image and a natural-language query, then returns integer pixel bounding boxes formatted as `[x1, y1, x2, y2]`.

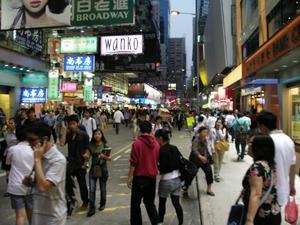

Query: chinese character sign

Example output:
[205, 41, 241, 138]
[21, 88, 47, 104]
[72, 0, 134, 26]
[64, 55, 95, 72]
[60, 37, 98, 53]
[48, 70, 59, 100]
[84, 79, 94, 102]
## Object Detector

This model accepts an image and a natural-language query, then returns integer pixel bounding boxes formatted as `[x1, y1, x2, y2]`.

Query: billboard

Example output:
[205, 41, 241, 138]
[21, 88, 47, 104]
[60, 81, 78, 93]
[60, 37, 98, 53]
[1, 0, 71, 30]
[101, 35, 143, 55]
[72, 0, 134, 26]
[64, 55, 95, 72]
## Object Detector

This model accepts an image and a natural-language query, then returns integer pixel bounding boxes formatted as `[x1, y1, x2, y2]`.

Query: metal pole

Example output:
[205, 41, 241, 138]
[195, 0, 200, 112]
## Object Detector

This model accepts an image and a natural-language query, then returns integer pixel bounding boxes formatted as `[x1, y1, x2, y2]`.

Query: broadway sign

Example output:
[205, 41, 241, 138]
[101, 35, 143, 55]
[72, 0, 134, 26]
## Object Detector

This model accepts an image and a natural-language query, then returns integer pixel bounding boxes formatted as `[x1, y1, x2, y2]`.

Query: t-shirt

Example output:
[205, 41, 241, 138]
[32, 145, 67, 224]
[270, 130, 296, 205]
[80, 117, 96, 141]
[66, 130, 89, 171]
[242, 162, 280, 218]
[6, 141, 34, 195]
[114, 110, 124, 123]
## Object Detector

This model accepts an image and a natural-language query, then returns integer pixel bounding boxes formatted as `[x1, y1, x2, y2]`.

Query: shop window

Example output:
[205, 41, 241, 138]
[242, 29, 259, 59]
[267, 0, 300, 38]
[290, 87, 300, 145]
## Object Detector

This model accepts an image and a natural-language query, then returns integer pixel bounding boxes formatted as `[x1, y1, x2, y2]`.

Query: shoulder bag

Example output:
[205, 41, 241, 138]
[227, 173, 273, 225]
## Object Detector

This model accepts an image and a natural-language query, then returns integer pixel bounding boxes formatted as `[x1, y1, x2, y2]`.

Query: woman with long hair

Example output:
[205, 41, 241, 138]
[87, 129, 111, 217]
[8, 0, 69, 29]
[242, 135, 280, 225]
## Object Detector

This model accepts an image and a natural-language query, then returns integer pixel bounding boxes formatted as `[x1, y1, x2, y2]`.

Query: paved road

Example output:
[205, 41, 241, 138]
[0, 126, 201, 225]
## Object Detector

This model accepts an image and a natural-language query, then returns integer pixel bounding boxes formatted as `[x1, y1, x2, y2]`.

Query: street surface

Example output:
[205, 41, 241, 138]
[1, 125, 299, 225]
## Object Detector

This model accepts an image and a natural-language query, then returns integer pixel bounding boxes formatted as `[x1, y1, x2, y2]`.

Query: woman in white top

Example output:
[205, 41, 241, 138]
[152, 116, 163, 135]
[211, 118, 228, 182]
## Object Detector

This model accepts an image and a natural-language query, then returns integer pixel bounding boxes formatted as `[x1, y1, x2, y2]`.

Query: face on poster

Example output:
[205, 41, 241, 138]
[1, 0, 71, 29]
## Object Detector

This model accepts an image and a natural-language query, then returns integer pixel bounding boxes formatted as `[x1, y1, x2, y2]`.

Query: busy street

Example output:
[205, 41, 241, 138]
[0, 0, 300, 225]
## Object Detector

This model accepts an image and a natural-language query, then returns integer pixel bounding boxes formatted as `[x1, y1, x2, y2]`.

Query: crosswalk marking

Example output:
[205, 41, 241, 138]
[118, 183, 127, 186]
[113, 156, 121, 161]
[120, 176, 128, 178]
[103, 205, 130, 212]
[125, 149, 131, 153]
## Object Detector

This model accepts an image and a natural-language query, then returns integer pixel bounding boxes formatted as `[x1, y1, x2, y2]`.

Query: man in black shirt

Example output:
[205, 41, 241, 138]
[60, 115, 90, 212]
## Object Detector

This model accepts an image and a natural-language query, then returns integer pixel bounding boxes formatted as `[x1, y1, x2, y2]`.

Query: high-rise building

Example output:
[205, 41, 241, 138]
[151, 0, 160, 29]
[168, 38, 186, 98]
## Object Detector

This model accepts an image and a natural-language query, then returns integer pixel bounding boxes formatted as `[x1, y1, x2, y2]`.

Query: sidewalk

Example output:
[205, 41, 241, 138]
[197, 141, 300, 225]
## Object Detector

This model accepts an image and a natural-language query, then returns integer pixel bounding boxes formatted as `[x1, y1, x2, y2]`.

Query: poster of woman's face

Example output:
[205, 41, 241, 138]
[1, 0, 71, 29]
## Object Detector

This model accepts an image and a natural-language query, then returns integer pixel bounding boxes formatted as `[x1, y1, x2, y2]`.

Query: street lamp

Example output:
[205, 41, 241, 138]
[171, 3, 200, 112]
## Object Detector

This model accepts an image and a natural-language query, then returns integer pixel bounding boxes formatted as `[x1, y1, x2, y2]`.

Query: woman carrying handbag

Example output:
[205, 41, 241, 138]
[242, 135, 281, 225]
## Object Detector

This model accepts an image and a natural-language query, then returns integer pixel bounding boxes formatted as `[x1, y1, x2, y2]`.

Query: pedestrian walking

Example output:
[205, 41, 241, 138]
[211, 118, 228, 182]
[80, 109, 97, 141]
[225, 110, 236, 142]
[242, 135, 281, 225]
[257, 110, 296, 206]
[6, 126, 34, 225]
[127, 121, 160, 225]
[232, 113, 249, 160]
[152, 116, 163, 134]
[185, 126, 215, 196]
[87, 129, 111, 217]
[44, 110, 57, 143]
[24, 122, 67, 225]
[60, 115, 90, 212]
[131, 113, 138, 140]
[113, 108, 124, 135]
[55, 109, 65, 145]
[176, 111, 183, 131]
[155, 129, 183, 225]
[100, 112, 107, 130]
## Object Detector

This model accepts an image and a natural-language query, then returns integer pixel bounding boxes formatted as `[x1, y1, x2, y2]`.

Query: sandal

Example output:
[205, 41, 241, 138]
[206, 191, 215, 196]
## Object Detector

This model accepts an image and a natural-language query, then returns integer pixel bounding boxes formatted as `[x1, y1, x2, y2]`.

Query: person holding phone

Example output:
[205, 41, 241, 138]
[24, 122, 67, 225]
[87, 129, 111, 217]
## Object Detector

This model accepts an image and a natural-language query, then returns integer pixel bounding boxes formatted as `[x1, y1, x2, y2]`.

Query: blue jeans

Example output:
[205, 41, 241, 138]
[89, 167, 108, 210]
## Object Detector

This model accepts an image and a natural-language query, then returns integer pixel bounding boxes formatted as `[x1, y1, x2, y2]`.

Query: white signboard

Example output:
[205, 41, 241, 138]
[101, 35, 143, 55]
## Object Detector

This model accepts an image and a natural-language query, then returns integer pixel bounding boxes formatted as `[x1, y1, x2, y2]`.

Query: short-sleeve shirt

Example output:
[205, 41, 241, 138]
[32, 145, 67, 224]
[66, 130, 89, 171]
[242, 162, 280, 218]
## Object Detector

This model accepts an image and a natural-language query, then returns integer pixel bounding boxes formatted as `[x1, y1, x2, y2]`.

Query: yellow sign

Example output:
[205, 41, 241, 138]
[199, 61, 207, 86]
[223, 64, 242, 88]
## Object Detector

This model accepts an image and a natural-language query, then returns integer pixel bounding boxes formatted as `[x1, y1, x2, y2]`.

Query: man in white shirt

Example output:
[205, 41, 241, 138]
[80, 110, 97, 141]
[6, 127, 34, 225]
[24, 122, 67, 225]
[113, 108, 124, 135]
[257, 110, 296, 206]
[206, 112, 217, 130]
[225, 111, 236, 142]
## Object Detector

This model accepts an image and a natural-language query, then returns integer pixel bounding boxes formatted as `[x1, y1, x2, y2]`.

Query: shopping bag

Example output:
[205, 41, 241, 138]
[285, 197, 298, 224]
[227, 203, 245, 225]
[215, 140, 230, 151]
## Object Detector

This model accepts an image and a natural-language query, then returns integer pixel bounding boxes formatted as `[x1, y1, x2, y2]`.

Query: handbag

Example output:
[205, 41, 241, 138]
[215, 140, 230, 151]
[227, 173, 273, 225]
[285, 197, 298, 224]
[93, 165, 102, 178]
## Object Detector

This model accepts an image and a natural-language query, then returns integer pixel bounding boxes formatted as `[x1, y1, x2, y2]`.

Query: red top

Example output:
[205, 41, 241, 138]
[130, 134, 159, 177]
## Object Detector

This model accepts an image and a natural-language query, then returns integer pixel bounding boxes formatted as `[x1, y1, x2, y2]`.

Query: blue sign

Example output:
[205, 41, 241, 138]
[97, 84, 103, 99]
[64, 55, 95, 72]
[21, 88, 47, 104]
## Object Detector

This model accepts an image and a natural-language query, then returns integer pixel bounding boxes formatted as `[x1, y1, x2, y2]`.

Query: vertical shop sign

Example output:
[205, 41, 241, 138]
[48, 70, 60, 100]
[97, 84, 103, 99]
[72, 0, 134, 26]
[84, 79, 93, 102]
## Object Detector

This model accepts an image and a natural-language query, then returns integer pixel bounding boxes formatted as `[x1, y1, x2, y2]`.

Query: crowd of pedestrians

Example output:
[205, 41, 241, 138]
[0, 106, 297, 225]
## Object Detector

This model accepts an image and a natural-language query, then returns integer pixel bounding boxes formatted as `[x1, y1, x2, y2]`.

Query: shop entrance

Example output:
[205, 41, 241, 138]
[0, 86, 11, 118]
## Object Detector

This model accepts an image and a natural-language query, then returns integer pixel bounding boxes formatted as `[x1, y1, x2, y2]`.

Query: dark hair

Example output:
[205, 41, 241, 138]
[155, 129, 170, 142]
[26, 122, 52, 140]
[139, 121, 152, 134]
[198, 115, 204, 123]
[256, 110, 277, 130]
[66, 114, 79, 123]
[252, 135, 275, 168]
[198, 126, 208, 134]
[48, 0, 69, 14]
[16, 125, 27, 141]
[26, 108, 35, 115]
[90, 129, 107, 145]
[155, 116, 162, 122]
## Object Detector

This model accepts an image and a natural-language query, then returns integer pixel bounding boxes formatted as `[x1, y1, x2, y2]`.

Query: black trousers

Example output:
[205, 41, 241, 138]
[253, 213, 281, 225]
[115, 123, 120, 134]
[130, 176, 159, 225]
[184, 163, 213, 188]
[51, 126, 57, 143]
[66, 167, 89, 205]
[159, 196, 183, 225]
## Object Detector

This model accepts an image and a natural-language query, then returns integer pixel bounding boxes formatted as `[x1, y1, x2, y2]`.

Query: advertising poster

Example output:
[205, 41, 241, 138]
[72, 0, 134, 26]
[1, 0, 71, 30]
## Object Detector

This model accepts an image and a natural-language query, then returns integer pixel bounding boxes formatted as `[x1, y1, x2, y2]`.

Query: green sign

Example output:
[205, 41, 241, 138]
[72, 0, 134, 26]
[84, 79, 94, 102]
[48, 70, 60, 100]
[60, 37, 98, 53]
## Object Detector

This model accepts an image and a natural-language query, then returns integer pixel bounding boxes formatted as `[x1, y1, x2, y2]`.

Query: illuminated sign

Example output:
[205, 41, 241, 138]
[60, 37, 98, 53]
[21, 88, 46, 104]
[64, 55, 95, 72]
[60, 81, 78, 92]
[101, 35, 143, 55]
[223, 64, 242, 88]
[48, 70, 60, 100]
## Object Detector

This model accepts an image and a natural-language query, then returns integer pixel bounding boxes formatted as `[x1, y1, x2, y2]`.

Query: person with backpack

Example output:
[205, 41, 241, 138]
[232, 113, 249, 161]
[155, 129, 183, 225]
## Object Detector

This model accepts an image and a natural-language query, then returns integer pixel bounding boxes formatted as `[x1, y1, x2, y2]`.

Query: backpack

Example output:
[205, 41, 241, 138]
[177, 151, 198, 182]
[236, 120, 247, 143]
